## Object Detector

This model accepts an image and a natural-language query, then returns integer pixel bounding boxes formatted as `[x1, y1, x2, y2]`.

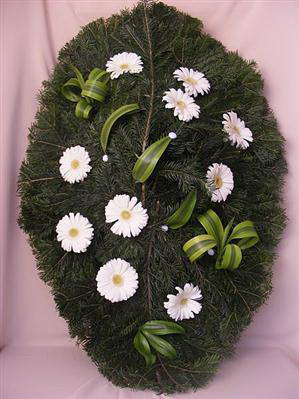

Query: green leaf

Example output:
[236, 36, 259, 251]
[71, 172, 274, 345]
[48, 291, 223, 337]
[141, 320, 185, 335]
[132, 136, 172, 183]
[61, 78, 81, 102]
[166, 190, 197, 229]
[75, 98, 93, 119]
[228, 220, 259, 249]
[81, 79, 109, 103]
[100, 104, 140, 152]
[217, 244, 242, 270]
[70, 65, 85, 89]
[133, 331, 156, 367]
[88, 68, 109, 81]
[198, 209, 224, 249]
[142, 331, 177, 360]
[62, 66, 110, 119]
[183, 234, 217, 263]
[238, 236, 259, 250]
[222, 217, 235, 248]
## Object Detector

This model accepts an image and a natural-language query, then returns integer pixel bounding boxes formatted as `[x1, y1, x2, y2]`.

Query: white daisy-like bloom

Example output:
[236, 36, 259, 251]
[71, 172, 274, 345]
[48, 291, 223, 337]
[222, 112, 253, 149]
[96, 258, 138, 302]
[173, 67, 210, 97]
[164, 283, 203, 321]
[206, 163, 234, 203]
[162, 88, 200, 122]
[56, 212, 94, 253]
[105, 194, 149, 238]
[59, 146, 91, 184]
[105, 52, 143, 79]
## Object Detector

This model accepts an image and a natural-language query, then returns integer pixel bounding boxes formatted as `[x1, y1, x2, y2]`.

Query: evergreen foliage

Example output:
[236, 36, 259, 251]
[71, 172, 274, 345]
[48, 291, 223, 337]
[18, 1, 287, 394]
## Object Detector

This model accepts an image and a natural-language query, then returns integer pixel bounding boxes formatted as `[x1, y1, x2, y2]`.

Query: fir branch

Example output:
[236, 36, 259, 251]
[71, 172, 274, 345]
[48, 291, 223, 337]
[141, 0, 155, 205]
[35, 140, 66, 149]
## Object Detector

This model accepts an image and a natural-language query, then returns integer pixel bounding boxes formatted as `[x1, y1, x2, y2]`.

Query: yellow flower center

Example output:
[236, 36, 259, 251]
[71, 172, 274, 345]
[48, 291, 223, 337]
[233, 126, 241, 135]
[112, 274, 123, 286]
[120, 63, 129, 70]
[214, 175, 223, 189]
[180, 298, 189, 305]
[176, 100, 186, 110]
[186, 77, 197, 86]
[69, 228, 79, 237]
[120, 210, 132, 220]
[71, 160, 80, 169]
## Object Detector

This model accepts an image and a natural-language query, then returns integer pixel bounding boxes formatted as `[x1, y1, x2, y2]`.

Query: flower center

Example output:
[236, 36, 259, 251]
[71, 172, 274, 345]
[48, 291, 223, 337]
[120, 210, 132, 220]
[214, 175, 223, 189]
[180, 298, 189, 305]
[69, 227, 79, 237]
[186, 77, 197, 86]
[71, 159, 80, 169]
[120, 63, 129, 70]
[233, 125, 241, 135]
[176, 100, 186, 110]
[112, 274, 123, 286]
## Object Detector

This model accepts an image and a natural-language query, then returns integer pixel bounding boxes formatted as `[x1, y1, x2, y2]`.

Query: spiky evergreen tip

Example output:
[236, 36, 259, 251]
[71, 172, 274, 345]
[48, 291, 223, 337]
[18, 1, 287, 394]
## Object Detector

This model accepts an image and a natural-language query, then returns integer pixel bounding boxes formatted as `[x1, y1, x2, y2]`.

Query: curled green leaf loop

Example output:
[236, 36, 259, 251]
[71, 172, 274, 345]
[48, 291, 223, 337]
[61, 66, 110, 119]
[183, 234, 217, 263]
[198, 209, 224, 250]
[183, 209, 259, 270]
[81, 80, 109, 103]
[228, 220, 259, 249]
[132, 136, 172, 183]
[61, 78, 82, 102]
[166, 190, 197, 229]
[75, 99, 93, 119]
[216, 243, 242, 270]
[100, 104, 140, 152]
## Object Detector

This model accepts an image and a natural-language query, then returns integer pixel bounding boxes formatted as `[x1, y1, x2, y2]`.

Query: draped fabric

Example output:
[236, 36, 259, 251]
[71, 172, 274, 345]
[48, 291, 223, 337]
[1, 1, 299, 398]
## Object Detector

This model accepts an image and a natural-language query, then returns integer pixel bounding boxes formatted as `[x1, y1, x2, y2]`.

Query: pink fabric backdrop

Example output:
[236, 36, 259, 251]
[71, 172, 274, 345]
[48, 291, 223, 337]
[1, 1, 299, 398]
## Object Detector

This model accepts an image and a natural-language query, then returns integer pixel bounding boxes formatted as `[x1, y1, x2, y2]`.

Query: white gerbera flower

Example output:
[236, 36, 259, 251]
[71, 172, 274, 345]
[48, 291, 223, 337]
[105, 194, 148, 238]
[59, 146, 91, 184]
[162, 88, 200, 122]
[96, 258, 138, 302]
[222, 112, 253, 149]
[105, 52, 143, 79]
[56, 212, 94, 253]
[206, 163, 234, 202]
[164, 283, 202, 321]
[173, 67, 210, 97]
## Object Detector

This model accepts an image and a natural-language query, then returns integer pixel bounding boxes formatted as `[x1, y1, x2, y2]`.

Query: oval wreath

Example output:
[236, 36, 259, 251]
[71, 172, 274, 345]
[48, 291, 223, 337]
[18, 0, 287, 395]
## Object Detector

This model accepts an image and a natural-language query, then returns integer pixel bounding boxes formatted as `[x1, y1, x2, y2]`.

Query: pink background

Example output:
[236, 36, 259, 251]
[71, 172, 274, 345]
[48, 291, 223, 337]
[1, 1, 299, 398]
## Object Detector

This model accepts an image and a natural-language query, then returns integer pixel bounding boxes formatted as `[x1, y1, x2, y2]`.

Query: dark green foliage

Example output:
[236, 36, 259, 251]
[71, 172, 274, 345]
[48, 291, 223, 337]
[18, 1, 287, 394]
